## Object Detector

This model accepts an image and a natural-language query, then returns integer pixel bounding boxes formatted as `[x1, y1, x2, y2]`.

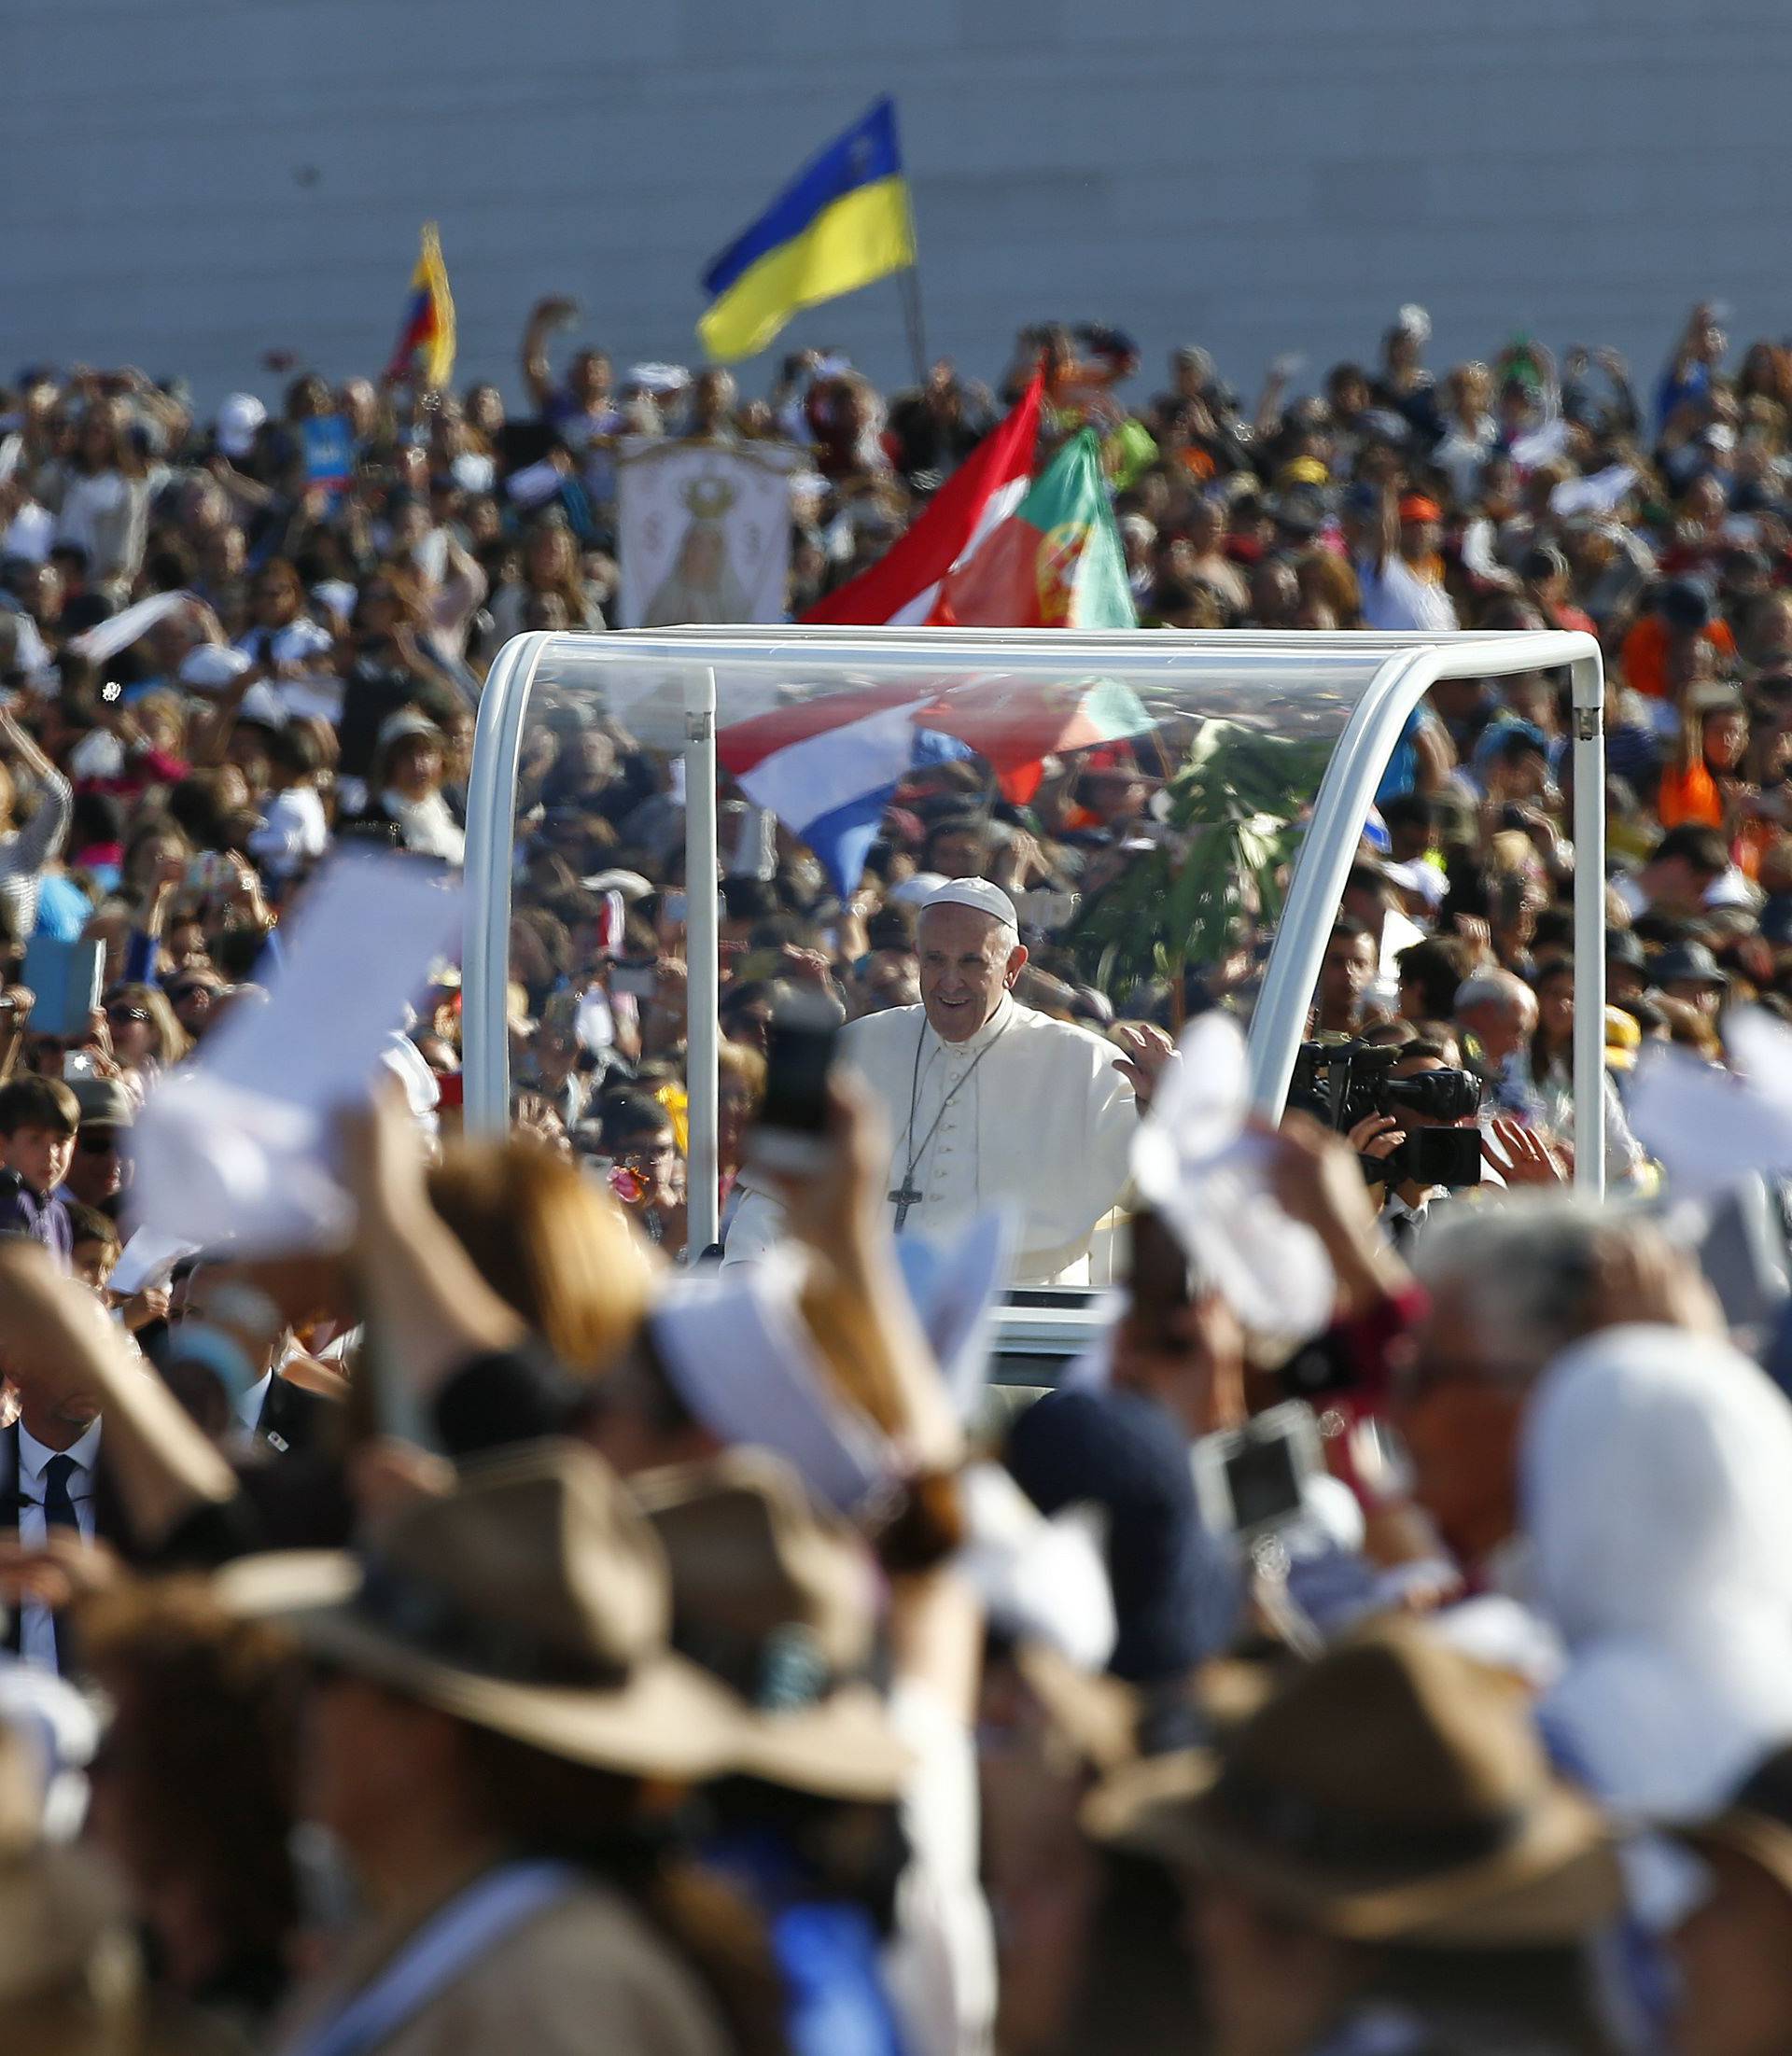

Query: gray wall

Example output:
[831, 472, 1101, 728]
[7, 0, 1788, 412]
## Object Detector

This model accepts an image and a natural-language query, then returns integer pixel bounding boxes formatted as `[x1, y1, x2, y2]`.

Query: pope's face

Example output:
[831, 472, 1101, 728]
[918, 904, 1025, 1042]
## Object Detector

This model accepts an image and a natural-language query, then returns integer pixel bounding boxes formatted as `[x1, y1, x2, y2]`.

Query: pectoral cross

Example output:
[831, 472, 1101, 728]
[888, 1180, 923, 1232]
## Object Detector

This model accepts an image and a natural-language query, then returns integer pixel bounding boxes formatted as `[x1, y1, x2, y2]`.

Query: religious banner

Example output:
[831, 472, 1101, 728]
[616, 438, 800, 630]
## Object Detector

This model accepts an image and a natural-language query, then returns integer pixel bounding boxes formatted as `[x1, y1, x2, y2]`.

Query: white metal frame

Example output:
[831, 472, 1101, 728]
[464, 626, 1606, 1210]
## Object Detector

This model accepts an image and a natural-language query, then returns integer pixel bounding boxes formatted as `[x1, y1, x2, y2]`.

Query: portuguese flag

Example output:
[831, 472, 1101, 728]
[919, 427, 1146, 798]
[931, 427, 1136, 632]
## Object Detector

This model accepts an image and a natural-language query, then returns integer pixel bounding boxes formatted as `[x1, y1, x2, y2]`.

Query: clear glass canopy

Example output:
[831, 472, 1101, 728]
[496, 629, 1400, 1018]
[465, 625, 1606, 1273]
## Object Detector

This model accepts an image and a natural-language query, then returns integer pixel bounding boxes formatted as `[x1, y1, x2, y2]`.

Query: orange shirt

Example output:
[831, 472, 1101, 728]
[1621, 614, 1736, 698]
[1657, 759, 1723, 829]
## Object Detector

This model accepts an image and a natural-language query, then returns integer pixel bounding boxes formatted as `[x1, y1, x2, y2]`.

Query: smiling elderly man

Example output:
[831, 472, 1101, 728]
[723, 879, 1167, 1283]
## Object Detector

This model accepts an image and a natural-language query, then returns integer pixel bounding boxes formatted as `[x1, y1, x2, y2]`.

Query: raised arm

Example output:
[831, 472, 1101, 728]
[0, 706, 71, 874]
[520, 297, 578, 413]
[338, 1090, 528, 1402]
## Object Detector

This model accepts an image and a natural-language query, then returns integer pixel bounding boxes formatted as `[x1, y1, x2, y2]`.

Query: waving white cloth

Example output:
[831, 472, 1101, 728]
[1131, 1012, 1333, 1335]
[1523, 1322, 1792, 1819]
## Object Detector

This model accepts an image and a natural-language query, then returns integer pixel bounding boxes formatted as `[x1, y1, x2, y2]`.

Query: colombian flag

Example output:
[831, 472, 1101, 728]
[698, 98, 916, 363]
[385, 223, 456, 390]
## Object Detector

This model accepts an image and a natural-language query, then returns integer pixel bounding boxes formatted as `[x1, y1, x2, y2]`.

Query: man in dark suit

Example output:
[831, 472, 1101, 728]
[151, 1260, 335, 1459]
[0, 1355, 132, 1674]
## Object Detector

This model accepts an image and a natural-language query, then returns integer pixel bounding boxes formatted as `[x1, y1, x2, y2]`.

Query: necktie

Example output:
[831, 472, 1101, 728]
[40, 1455, 79, 1676]
[41, 1455, 79, 1535]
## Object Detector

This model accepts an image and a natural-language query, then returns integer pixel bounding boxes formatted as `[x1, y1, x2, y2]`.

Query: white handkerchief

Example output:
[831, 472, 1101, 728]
[1131, 1012, 1334, 1335]
[1509, 420, 1570, 469]
[955, 1462, 1115, 1672]
[650, 1255, 898, 1514]
[1551, 464, 1637, 520]
[892, 1209, 1015, 1421]
[575, 986, 615, 1053]
[506, 458, 564, 509]
[130, 853, 461, 1254]
[1629, 1007, 1792, 1200]
[67, 590, 189, 665]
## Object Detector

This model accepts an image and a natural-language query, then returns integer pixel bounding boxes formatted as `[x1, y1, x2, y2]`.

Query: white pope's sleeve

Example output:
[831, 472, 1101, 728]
[718, 1180, 788, 1268]
[1083, 1032, 1140, 1222]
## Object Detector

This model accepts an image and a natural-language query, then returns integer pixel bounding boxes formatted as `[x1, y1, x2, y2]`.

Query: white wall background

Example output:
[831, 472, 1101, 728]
[6, 0, 1788, 411]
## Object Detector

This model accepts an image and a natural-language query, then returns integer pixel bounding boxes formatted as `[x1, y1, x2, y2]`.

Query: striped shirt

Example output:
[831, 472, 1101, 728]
[0, 770, 71, 936]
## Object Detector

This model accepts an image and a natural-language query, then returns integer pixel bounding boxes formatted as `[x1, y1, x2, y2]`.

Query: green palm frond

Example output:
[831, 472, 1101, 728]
[1069, 720, 1334, 1003]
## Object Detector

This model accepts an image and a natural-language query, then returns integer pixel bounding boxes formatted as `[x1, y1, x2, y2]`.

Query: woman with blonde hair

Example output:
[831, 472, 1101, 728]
[1295, 546, 1363, 628]
[103, 984, 191, 1098]
[426, 1135, 657, 1379]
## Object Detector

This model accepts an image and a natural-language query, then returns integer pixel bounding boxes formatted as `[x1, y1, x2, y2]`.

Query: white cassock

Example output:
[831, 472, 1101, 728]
[723, 994, 1138, 1284]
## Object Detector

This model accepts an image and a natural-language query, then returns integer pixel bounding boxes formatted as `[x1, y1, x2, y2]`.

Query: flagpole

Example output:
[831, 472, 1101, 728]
[899, 262, 928, 390]
[898, 165, 927, 390]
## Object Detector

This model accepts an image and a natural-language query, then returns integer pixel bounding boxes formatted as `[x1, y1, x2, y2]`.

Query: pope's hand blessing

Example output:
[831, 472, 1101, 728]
[1113, 1021, 1177, 1109]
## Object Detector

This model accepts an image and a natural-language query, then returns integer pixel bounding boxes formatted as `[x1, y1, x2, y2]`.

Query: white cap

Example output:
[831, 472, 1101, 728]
[918, 877, 1019, 934]
[310, 579, 359, 625]
[1381, 858, 1447, 912]
[1395, 301, 1432, 344]
[627, 361, 691, 395]
[216, 393, 266, 460]
[889, 870, 947, 909]
[178, 643, 252, 691]
[581, 867, 654, 902]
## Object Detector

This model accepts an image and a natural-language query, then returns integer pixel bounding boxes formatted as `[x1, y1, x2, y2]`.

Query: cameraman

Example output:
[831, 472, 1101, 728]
[1348, 1043, 1480, 1246]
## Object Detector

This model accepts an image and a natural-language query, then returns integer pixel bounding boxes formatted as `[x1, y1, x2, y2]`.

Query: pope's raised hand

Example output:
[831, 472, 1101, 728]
[1113, 1021, 1177, 1110]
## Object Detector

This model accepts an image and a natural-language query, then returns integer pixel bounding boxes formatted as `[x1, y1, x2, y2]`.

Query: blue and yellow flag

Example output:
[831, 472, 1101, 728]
[385, 222, 456, 391]
[698, 98, 916, 363]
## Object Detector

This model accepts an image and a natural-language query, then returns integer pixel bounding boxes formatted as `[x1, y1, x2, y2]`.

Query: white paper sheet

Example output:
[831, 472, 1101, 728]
[1628, 1008, 1792, 1201]
[129, 853, 462, 1254]
[66, 591, 189, 665]
[108, 1226, 201, 1296]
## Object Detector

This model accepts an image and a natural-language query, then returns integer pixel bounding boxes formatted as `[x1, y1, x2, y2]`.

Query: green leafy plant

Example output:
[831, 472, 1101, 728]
[1069, 720, 1336, 1008]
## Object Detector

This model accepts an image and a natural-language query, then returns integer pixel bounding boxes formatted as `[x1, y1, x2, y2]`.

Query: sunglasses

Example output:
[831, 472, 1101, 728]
[107, 1005, 149, 1026]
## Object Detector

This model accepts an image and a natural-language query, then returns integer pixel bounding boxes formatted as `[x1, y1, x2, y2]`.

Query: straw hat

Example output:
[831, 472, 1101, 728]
[1673, 1741, 1792, 1900]
[0, 1842, 140, 2021]
[217, 1443, 749, 1781]
[1084, 1621, 1621, 1946]
[631, 1448, 912, 1803]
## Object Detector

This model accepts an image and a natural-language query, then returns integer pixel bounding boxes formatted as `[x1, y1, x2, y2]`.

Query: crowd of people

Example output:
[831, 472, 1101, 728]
[0, 295, 1790, 2052]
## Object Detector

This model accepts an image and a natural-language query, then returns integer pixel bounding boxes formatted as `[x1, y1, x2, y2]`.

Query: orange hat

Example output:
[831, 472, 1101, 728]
[1398, 494, 1443, 524]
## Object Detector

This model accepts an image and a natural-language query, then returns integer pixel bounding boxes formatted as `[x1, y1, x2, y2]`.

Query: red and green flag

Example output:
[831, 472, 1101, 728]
[931, 427, 1137, 632]
[917, 427, 1147, 798]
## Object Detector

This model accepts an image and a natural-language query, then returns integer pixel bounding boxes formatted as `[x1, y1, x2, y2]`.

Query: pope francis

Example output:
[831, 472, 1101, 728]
[722, 879, 1167, 1284]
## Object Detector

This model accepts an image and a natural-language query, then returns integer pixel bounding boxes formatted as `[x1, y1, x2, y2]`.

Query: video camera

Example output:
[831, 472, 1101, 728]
[1288, 1036, 1483, 1190]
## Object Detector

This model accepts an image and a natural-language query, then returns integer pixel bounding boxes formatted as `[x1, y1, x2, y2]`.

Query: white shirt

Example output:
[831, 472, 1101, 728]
[381, 789, 466, 866]
[235, 1370, 273, 1434]
[725, 996, 1138, 1284]
[14, 1418, 101, 1672]
[1355, 552, 1459, 634]
[247, 786, 329, 881]
[1368, 904, 1428, 1014]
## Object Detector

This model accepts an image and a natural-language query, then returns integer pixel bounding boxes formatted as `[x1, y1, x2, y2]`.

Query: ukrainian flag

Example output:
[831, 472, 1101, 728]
[699, 98, 916, 363]
[385, 223, 456, 391]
